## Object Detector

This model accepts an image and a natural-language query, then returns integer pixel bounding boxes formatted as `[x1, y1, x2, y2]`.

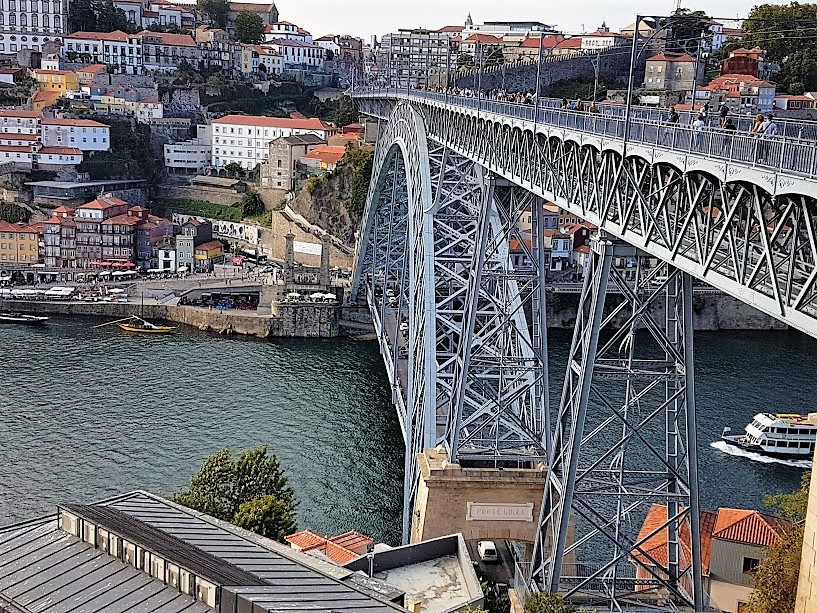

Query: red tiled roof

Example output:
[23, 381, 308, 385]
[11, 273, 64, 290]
[0, 220, 39, 233]
[102, 213, 140, 226]
[0, 110, 42, 118]
[285, 529, 326, 549]
[329, 530, 374, 552]
[463, 33, 503, 44]
[138, 31, 196, 47]
[42, 118, 109, 128]
[34, 69, 74, 76]
[79, 196, 128, 210]
[633, 503, 717, 575]
[0, 133, 38, 141]
[78, 64, 108, 74]
[509, 237, 533, 252]
[0, 145, 33, 153]
[712, 508, 789, 547]
[39, 146, 82, 155]
[213, 115, 332, 131]
[53, 205, 75, 214]
[303, 145, 346, 165]
[65, 30, 134, 41]
[438, 25, 465, 33]
[647, 52, 694, 63]
[195, 240, 224, 252]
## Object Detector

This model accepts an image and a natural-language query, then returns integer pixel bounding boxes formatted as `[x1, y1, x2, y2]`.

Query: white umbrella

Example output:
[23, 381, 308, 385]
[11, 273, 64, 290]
[108, 288, 125, 294]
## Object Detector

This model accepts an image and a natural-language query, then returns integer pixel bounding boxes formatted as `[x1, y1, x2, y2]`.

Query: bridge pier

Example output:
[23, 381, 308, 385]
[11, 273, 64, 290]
[532, 234, 703, 611]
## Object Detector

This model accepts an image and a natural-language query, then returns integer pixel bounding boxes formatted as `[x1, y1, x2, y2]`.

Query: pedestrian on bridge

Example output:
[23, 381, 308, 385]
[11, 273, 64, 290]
[718, 104, 729, 128]
[692, 114, 705, 150]
[720, 117, 736, 155]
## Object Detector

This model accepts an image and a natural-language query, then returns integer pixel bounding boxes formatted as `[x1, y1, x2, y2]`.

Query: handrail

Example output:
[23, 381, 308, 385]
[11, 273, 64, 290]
[353, 87, 817, 180]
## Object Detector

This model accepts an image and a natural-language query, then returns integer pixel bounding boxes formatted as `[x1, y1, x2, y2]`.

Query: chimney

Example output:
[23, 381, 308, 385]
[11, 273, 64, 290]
[411, 603, 421, 613]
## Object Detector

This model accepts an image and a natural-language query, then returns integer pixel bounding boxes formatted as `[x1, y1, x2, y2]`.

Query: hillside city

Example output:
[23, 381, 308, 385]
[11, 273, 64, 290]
[1, 2, 817, 613]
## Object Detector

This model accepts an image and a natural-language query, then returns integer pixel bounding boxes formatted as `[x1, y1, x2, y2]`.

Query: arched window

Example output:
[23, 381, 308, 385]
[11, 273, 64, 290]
[42, 14, 48, 27]
[9, 13, 16, 25]
[128, 9, 134, 21]
[20, 13, 26, 26]
[0, 14, 4, 25]
[20, 0, 26, 11]
[53, 15, 60, 29]
[42, 0, 48, 11]
[31, 13, 37, 26]
[52, 0, 59, 14]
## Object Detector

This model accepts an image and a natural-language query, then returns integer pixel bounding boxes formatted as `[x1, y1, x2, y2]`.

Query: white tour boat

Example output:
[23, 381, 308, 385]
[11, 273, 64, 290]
[722, 413, 816, 460]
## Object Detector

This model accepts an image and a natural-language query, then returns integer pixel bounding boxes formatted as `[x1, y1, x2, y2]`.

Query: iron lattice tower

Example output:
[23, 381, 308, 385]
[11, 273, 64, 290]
[532, 234, 704, 612]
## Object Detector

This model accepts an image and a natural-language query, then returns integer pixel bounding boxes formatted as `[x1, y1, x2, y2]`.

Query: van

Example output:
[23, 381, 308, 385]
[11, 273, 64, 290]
[477, 540, 498, 563]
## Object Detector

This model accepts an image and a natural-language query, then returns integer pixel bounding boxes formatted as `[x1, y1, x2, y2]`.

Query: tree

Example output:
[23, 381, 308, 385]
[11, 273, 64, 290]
[524, 593, 594, 613]
[324, 49, 334, 61]
[743, 3, 817, 93]
[457, 52, 474, 68]
[483, 46, 505, 68]
[197, 0, 228, 29]
[173, 447, 298, 542]
[95, 0, 130, 33]
[747, 472, 810, 613]
[233, 495, 298, 541]
[241, 191, 265, 217]
[664, 8, 711, 55]
[223, 161, 244, 177]
[234, 11, 264, 44]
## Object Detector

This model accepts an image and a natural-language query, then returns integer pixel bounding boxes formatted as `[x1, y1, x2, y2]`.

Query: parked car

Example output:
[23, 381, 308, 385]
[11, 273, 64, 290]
[478, 540, 498, 563]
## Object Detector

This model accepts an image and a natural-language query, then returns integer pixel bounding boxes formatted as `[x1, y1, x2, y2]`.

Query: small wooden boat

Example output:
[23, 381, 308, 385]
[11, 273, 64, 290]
[94, 315, 177, 334]
[0, 312, 49, 324]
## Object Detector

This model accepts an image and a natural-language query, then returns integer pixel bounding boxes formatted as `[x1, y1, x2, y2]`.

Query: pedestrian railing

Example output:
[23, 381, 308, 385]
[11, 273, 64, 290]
[354, 88, 817, 179]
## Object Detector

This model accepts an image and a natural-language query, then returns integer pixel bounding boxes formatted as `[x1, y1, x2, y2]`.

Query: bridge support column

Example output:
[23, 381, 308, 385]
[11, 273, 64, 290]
[533, 234, 703, 611]
[411, 447, 547, 546]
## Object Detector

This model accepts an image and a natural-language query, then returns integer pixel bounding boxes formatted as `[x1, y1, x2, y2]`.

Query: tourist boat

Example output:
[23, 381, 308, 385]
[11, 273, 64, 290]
[94, 315, 176, 334]
[722, 413, 816, 459]
[0, 312, 49, 324]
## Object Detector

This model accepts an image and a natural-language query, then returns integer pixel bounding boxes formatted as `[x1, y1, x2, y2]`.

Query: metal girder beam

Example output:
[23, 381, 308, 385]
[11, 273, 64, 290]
[531, 234, 703, 612]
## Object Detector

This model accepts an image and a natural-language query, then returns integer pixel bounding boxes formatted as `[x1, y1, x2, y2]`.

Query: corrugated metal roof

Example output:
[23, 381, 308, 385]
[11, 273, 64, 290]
[0, 518, 211, 613]
[105, 491, 404, 612]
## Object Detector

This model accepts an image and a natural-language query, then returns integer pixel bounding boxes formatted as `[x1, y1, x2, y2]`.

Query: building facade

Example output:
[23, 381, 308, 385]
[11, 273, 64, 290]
[260, 133, 324, 189]
[644, 52, 697, 91]
[211, 115, 335, 169]
[0, 0, 67, 55]
[0, 220, 39, 265]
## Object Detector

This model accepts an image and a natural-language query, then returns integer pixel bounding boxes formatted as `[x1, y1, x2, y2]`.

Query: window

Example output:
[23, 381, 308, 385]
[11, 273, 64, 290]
[742, 557, 760, 574]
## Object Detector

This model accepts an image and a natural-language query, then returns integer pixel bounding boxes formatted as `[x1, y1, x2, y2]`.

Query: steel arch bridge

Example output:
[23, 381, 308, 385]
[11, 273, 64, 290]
[351, 90, 817, 611]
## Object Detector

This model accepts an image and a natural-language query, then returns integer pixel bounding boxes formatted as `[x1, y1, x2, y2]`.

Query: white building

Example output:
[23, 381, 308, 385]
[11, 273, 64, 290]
[164, 124, 211, 174]
[580, 24, 627, 51]
[0, 0, 67, 55]
[41, 118, 110, 151]
[63, 30, 144, 74]
[0, 110, 41, 134]
[211, 115, 335, 169]
[263, 38, 324, 72]
[114, 0, 143, 27]
[461, 19, 555, 39]
[264, 21, 311, 43]
[35, 145, 82, 165]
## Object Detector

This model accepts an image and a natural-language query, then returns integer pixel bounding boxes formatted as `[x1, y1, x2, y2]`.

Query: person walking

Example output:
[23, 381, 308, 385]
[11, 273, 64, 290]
[663, 106, 679, 145]
[561, 97, 568, 110]
[575, 99, 585, 112]
[691, 114, 706, 151]
[718, 103, 729, 128]
[757, 112, 778, 164]
[720, 117, 736, 155]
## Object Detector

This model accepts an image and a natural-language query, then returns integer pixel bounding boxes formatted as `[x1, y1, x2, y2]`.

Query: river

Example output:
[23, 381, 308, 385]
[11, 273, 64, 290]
[1, 319, 814, 544]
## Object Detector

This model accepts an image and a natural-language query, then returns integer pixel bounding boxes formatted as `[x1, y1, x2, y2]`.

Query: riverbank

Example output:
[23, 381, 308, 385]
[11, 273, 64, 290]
[1, 289, 787, 339]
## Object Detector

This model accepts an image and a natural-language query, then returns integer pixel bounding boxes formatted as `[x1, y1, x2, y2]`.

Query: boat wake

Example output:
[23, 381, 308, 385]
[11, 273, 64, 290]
[710, 440, 813, 469]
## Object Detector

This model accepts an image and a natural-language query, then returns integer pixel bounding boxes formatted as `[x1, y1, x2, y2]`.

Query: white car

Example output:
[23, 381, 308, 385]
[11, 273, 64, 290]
[477, 540, 498, 563]
[399, 322, 409, 335]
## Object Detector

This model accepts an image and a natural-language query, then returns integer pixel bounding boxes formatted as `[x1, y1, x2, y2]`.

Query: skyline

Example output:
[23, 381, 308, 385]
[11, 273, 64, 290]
[276, 0, 789, 41]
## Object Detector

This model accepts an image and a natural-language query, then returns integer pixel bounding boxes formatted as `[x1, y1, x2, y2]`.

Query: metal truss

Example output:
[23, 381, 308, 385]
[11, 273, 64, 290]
[532, 235, 703, 612]
[353, 103, 550, 542]
[357, 96, 817, 339]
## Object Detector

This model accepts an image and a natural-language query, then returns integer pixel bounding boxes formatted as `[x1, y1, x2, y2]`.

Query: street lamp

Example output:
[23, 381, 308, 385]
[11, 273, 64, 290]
[562, 34, 602, 102]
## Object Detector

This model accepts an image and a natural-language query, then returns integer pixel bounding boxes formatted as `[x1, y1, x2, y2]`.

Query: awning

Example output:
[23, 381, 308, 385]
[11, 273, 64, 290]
[177, 266, 189, 273]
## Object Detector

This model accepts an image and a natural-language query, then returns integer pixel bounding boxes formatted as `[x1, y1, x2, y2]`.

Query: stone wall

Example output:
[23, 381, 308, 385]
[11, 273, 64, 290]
[258, 211, 355, 269]
[159, 185, 242, 206]
[546, 290, 788, 330]
[272, 301, 339, 337]
[160, 87, 203, 117]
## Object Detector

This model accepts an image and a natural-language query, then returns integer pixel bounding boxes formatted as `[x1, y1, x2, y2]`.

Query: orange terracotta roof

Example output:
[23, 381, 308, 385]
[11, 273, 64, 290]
[285, 529, 327, 549]
[712, 508, 789, 547]
[438, 25, 464, 33]
[195, 240, 224, 252]
[328, 530, 374, 551]
[647, 52, 694, 63]
[313, 540, 361, 565]
[213, 115, 332, 131]
[509, 237, 533, 252]
[0, 145, 33, 153]
[0, 220, 39, 233]
[0, 133, 37, 141]
[79, 196, 128, 210]
[42, 118, 109, 128]
[138, 31, 196, 47]
[53, 206, 75, 213]
[102, 213, 140, 225]
[65, 30, 134, 41]
[0, 110, 42, 118]
[463, 33, 503, 44]
[633, 503, 717, 575]
[39, 146, 82, 155]
[302, 145, 346, 165]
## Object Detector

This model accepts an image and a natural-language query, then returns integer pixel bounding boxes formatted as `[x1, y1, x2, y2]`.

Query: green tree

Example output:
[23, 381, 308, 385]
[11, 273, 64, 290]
[664, 8, 710, 54]
[524, 593, 593, 613]
[325, 49, 335, 61]
[483, 46, 505, 68]
[234, 11, 264, 44]
[224, 161, 244, 177]
[747, 472, 810, 613]
[95, 0, 129, 33]
[197, 0, 228, 29]
[241, 191, 265, 217]
[68, 0, 97, 32]
[173, 446, 298, 541]
[743, 3, 817, 92]
[233, 495, 298, 541]
[457, 52, 474, 68]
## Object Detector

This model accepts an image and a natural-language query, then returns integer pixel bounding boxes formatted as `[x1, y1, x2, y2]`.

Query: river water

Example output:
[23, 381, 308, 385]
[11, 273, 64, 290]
[1, 319, 815, 544]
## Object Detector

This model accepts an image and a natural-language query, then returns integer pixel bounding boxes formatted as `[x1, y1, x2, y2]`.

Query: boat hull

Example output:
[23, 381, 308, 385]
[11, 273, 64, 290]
[721, 435, 812, 460]
[0, 315, 49, 324]
[118, 324, 176, 333]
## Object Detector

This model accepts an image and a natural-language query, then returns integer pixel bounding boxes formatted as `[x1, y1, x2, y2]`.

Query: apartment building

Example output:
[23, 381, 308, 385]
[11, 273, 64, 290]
[41, 117, 110, 151]
[43, 205, 75, 267]
[0, 0, 67, 55]
[0, 220, 40, 265]
[32, 68, 78, 94]
[74, 194, 129, 267]
[380, 28, 458, 88]
[240, 43, 282, 75]
[644, 52, 698, 91]
[0, 109, 40, 133]
[63, 30, 144, 74]
[263, 37, 324, 72]
[260, 133, 324, 189]
[211, 114, 335, 169]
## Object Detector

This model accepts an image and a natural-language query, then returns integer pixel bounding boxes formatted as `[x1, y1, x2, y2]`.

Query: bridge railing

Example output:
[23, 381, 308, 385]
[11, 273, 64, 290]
[355, 88, 817, 179]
